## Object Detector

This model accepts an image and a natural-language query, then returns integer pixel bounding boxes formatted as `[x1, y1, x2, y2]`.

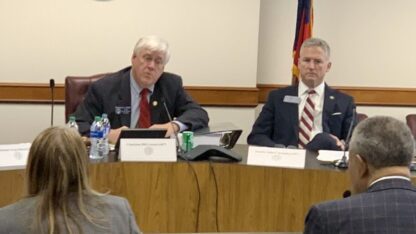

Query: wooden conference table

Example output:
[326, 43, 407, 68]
[0, 145, 415, 232]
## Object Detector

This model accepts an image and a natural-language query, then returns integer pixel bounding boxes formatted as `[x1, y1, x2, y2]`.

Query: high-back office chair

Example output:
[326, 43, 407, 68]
[406, 114, 416, 139]
[64, 73, 109, 122]
[357, 113, 368, 123]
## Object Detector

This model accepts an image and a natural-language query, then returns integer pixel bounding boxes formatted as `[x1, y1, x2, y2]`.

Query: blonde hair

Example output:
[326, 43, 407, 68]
[26, 126, 106, 233]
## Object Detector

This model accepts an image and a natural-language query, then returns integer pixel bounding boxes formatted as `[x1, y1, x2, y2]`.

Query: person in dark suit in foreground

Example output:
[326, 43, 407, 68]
[0, 127, 140, 233]
[247, 38, 355, 150]
[73, 35, 209, 143]
[304, 116, 416, 233]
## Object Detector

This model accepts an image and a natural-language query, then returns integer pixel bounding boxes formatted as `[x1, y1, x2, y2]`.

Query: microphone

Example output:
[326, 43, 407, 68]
[161, 98, 184, 158]
[342, 190, 351, 198]
[49, 79, 55, 127]
[334, 108, 356, 168]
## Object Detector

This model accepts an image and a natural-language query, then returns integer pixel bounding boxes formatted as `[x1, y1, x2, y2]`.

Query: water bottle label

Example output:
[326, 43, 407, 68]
[103, 127, 110, 137]
[90, 131, 103, 138]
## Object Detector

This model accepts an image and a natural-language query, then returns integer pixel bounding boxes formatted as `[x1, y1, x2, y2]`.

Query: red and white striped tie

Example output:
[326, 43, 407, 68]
[298, 90, 316, 148]
[136, 88, 151, 128]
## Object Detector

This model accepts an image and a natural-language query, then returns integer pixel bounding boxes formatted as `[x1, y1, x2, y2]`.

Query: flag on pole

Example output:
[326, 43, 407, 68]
[292, 0, 313, 84]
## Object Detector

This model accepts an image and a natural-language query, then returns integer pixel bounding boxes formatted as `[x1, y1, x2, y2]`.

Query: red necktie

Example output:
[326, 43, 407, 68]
[136, 88, 151, 128]
[298, 90, 316, 148]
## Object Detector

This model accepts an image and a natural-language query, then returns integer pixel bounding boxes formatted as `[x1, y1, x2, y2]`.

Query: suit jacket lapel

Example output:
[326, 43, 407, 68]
[322, 84, 336, 132]
[149, 86, 166, 124]
[116, 72, 131, 127]
[287, 86, 299, 142]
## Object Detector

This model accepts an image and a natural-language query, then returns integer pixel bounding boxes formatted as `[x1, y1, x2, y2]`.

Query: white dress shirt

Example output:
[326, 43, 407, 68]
[298, 81, 325, 140]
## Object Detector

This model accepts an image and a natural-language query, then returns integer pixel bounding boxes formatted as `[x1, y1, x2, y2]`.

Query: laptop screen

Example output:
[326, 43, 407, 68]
[115, 128, 167, 152]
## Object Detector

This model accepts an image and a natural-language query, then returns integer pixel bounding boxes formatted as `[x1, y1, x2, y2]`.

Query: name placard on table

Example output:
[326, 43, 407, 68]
[247, 146, 306, 169]
[120, 138, 177, 162]
[0, 143, 31, 170]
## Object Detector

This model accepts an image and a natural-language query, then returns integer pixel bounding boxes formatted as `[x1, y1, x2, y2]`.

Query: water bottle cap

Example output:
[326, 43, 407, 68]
[69, 116, 76, 121]
[95, 116, 101, 121]
[102, 113, 108, 118]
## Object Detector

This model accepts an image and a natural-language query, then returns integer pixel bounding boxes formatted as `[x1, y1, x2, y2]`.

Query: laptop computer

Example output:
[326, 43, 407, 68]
[115, 128, 167, 153]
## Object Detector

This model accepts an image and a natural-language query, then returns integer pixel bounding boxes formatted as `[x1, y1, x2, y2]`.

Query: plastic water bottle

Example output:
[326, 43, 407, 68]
[101, 113, 111, 156]
[66, 116, 78, 131]
[89, 116, 104, 159]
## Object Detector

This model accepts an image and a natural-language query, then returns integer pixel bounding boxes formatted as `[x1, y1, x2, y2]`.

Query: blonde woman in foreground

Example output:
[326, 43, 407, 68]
[0, 126, 140, 233]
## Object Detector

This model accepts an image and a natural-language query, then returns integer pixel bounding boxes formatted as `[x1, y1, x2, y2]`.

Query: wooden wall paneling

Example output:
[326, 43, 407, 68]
[185, 86, 259, 107]
[0, 83, 65, 103]
[257, 84, 416, 107]
[2, 82, 416, 106]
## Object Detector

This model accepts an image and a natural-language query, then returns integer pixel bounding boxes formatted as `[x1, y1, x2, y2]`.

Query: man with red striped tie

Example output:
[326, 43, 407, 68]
[74, 36, 209, 143]
[248, 38, 356, 150]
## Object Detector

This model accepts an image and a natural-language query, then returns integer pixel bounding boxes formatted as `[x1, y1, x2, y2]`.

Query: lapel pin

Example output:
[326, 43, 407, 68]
[152, 101, 158, 107]
[115, 106, 122, 115]
[330, 96, 335, 100]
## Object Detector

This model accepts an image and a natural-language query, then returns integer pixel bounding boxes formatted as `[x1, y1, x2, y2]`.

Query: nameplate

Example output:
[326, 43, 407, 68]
[283, 95, 301, 104]
[247, 146, 306, 169]
[0, 143, 31, 170]
[120, 139, 177, 162]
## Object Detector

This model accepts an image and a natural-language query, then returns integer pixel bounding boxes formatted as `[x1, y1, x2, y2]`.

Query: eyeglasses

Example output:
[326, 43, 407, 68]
[141, 54, 165, 68]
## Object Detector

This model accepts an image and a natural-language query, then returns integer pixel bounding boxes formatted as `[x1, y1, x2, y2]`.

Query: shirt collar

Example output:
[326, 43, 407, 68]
[298, 80, 325, 97]
[369, 175, 410, 187]
[129, 69, 154, 94]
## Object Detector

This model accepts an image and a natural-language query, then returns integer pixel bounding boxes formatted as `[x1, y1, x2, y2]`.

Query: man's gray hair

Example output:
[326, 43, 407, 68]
[301, 37, 331, 58]
[349, 116, 415, 169]
[133, 35, 170, 64]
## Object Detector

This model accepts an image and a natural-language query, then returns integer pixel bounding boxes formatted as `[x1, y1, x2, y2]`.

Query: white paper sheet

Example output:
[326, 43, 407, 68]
[0, 143, 31, 170]
[247, 146, 306, 169]
[317, 150, 349, 163]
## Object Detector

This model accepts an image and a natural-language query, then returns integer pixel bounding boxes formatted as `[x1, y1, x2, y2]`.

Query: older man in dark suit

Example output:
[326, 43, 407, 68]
[247, 38, 355, 150]
[304, 116, 416, 233]
[73, 36, 209, 143]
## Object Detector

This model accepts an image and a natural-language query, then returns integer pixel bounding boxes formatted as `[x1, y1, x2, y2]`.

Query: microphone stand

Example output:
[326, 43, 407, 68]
[49, 79, 55, 127]
[336, 148, 349, 168]
[162, 99, 185, 159]
[334, 109, 356, 169]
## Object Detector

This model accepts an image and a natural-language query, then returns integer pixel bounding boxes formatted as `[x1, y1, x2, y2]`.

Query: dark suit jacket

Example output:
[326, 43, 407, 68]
[304, 179, 416, 234]
[0, 194, 140, 233]
[74, 67, 209, 135]
[247, 84, 356, 147]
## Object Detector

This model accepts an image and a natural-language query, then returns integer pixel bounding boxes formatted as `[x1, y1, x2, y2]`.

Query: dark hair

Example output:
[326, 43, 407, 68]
[349, 116, 414, 169]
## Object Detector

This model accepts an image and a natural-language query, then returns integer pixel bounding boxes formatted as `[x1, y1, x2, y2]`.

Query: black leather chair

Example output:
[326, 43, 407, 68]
[64, 73, 109, 122]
